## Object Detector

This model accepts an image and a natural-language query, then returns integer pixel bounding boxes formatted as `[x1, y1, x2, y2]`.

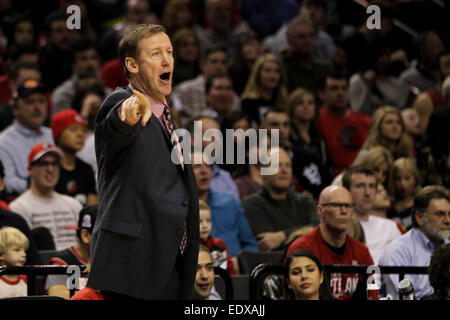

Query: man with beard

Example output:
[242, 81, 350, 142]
[0, 80, 54, 198]
[379, 185, 450, 300]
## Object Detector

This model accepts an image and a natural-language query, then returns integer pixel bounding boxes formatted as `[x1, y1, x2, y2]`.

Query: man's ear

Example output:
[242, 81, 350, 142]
[80, 229, 92, 245]
[11, 102, 19, 117]
[316, 204, 323, 219]
[125, 57, 139, 75]
[414, 210, 425, 227]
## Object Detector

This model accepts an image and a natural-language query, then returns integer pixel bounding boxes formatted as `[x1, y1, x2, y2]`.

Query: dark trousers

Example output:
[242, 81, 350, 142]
[102, 252, 183, 300]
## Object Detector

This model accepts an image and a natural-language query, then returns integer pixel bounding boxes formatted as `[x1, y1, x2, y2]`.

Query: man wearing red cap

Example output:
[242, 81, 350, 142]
[9, 142, 82, 250]
[51, 109, 98, 206]
[0, 79, 54, 198]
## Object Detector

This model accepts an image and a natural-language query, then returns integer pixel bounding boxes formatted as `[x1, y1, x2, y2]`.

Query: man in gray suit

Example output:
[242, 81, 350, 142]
[88, 24, 199, 300]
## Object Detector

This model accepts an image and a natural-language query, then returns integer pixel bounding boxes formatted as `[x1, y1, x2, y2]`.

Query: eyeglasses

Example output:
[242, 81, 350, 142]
[32, 160, 60, 168]
[431, 211, 450, 219]
[320, 202, 354, 210]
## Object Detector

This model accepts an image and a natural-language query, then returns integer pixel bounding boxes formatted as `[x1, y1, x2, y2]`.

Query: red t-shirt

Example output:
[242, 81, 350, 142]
[318, 108, 371, 173]
[286, 226, 374, 300]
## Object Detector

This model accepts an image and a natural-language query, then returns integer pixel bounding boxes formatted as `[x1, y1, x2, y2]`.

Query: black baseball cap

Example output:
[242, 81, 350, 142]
[65, 205, 98, 233]
[14, 79, 48, 100]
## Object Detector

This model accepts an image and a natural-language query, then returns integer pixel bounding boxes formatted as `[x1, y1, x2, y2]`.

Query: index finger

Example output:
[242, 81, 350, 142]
[133, 90, 148, 109]
[133, 90, 151, 125]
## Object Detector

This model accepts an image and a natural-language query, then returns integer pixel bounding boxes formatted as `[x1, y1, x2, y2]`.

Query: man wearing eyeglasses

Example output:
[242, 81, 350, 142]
[379, 185, 450, 300]
[9, 142, 82, 250]
[285, 185, 374, 300]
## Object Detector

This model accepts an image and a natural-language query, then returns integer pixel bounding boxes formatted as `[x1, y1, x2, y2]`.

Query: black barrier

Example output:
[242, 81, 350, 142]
[214, 266, 234, 300]
[249, 264, 430, 300]
[0, 265, 232, 299]
[0, 264, 430, 300]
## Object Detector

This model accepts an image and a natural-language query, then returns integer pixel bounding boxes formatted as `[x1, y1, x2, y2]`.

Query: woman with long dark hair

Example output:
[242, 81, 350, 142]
[284, 249, 334, 300]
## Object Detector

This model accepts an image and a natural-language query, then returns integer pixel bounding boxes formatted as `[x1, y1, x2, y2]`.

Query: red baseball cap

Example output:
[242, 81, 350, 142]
[51, 109, 87, 141]
[28, 142, 63, 167]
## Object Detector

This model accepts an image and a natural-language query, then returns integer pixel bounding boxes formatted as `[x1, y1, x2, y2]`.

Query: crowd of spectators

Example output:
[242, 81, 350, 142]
[0, 0, 449, 300]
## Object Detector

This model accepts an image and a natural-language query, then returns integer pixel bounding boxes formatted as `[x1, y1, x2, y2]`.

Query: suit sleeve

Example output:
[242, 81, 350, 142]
[96, 91, 141, 151]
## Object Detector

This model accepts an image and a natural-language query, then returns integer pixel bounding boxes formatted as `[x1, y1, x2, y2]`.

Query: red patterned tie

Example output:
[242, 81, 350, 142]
[163, 105, 184, 169]
[162, 105, 187, 255]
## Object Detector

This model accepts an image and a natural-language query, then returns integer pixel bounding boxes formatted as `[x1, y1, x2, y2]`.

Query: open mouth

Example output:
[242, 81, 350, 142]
[198, 283, 211, 290]
[160, 72, 171, 81]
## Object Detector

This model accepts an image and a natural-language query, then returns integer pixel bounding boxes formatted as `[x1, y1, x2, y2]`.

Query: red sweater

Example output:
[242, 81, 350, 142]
[286, 226, 374, 300]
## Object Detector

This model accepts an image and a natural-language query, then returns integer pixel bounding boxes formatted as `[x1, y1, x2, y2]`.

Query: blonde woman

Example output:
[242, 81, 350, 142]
[241, 53, 289, 126]
[333, 146, 394, 190]
[356, 106, 413, 162]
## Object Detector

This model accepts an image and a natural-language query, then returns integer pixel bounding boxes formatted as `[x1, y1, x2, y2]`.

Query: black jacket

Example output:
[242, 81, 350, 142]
[87, 86, 199, 299]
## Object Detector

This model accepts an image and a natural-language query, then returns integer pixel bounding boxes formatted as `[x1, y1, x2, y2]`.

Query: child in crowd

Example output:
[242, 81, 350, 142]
[0, 227, 28, 298]
[51, 109, 98, 206]
[45, 205, 97, 299]
[389, 157, 421, 229]
[199, 200, 237, 276]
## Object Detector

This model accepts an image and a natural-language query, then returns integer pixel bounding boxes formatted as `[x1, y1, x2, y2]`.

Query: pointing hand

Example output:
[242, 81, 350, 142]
[120, 90, 152, 126]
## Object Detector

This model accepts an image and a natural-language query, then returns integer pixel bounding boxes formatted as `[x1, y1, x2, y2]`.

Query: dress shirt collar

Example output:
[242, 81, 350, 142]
[412, 227, 449, 251]
[128, 84, 166, 119]
[413, 228, 434, 251]
[13, 120, 43, 136]
[211, 163, 221, 178]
